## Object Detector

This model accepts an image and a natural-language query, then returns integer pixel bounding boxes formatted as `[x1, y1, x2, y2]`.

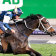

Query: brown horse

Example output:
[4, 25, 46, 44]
[0, 14, 56, 56]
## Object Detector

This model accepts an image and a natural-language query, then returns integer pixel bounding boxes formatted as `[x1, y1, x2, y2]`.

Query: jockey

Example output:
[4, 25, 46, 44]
[0, 7, 23, 34]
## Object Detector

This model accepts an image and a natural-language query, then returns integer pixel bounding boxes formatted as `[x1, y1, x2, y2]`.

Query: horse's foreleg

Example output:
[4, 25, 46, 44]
[26, 47, 42, 56]
[26, 50, 36, 56]
[0, 45, 4, 53]
[1, 38, 8, 52]
[28, 47, 42, 56]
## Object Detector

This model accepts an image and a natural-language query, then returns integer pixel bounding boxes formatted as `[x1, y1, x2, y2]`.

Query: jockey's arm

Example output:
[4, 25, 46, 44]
[3, 12, 15, 33]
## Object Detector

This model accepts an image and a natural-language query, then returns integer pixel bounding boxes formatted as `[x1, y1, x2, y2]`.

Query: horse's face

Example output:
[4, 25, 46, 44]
[37, 14, 56, 36]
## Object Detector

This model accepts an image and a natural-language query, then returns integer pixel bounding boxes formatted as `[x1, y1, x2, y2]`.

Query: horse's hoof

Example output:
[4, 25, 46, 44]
[30, 52, 36, 56]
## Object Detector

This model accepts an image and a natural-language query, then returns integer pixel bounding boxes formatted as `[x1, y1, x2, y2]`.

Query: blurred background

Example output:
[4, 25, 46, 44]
[21, 0, 56, 18]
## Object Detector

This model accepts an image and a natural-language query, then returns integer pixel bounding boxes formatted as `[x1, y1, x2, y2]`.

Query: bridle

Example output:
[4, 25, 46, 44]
[38, 17, 52, 32]
[24, 17, 52, 32]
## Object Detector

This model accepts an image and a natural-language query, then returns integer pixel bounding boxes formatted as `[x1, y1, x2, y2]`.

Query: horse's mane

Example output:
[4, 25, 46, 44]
[24, 14, 43, 20]
[36, 14, 43, 18]
[24, 14, 38, 20]
[15, 14, 38, 24]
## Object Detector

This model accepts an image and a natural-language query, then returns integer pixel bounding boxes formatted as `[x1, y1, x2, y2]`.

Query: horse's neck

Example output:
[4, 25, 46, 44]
[17, 24, 33, 36]
[24, 28, 33, 36]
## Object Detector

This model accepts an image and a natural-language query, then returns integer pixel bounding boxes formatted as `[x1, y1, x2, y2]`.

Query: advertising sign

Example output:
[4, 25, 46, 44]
[0, 0, 23, 11]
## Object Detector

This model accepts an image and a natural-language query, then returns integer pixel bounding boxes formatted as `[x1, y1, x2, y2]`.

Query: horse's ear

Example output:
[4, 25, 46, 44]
[36, 14, 42, 17]
[36, 14, 43, 19]
[36, 16, 40, 19]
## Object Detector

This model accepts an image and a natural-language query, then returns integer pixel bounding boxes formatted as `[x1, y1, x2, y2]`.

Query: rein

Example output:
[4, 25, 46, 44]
[24, 20, 36, 31]
[14, 21, 28, 38]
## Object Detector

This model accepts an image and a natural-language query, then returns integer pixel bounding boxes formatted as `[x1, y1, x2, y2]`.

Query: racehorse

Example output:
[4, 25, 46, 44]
[0, 14, 56, 56]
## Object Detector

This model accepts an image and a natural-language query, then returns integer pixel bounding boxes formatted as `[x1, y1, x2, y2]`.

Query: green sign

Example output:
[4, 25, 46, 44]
[0, 0, 23, 11]
[21, 0, 56, 18]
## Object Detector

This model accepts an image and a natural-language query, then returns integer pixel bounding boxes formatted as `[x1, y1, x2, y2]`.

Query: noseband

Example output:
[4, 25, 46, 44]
[24, 17, 52, 32]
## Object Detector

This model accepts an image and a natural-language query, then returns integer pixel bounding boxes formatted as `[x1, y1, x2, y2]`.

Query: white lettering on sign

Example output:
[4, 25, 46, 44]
[0, 0, 23, 11]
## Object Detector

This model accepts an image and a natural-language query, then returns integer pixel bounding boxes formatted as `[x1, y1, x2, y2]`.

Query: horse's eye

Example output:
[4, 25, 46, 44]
[46, 20, 49, 22]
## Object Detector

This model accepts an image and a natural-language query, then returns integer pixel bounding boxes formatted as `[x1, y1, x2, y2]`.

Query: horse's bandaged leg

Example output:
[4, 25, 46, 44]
[28, 42, 31, 48]
[1, 38, 8, 52]
[28, 40, 31, 48]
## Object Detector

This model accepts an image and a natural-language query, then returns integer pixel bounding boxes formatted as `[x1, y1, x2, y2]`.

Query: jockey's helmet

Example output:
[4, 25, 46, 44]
[13, 7, 23, 16]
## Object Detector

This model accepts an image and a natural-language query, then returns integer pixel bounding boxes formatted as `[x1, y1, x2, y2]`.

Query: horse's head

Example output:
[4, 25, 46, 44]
[36, 14, 56, 36]
[24, 14, 56, 36]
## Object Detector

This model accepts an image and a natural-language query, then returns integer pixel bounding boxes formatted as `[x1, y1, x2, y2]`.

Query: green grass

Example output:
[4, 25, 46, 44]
[31, 44, 56, 56]
[0, 44, 56, 56]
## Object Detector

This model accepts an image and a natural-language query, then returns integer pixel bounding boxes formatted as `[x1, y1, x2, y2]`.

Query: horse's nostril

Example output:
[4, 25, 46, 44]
[50, 32, 56, 36]
[54, 31, 56, 35]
